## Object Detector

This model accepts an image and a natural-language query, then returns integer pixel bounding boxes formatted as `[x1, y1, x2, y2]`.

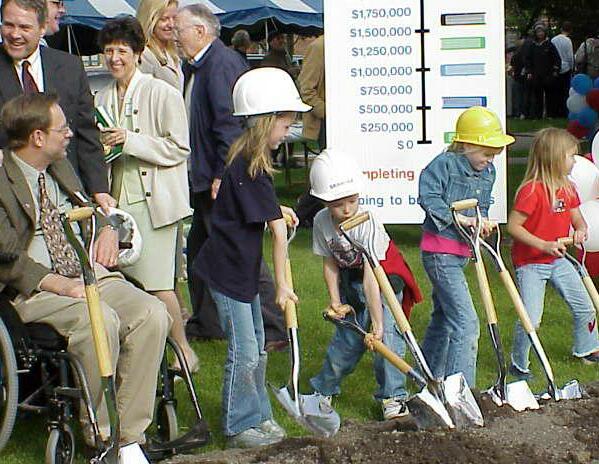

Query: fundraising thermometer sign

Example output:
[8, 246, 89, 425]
[324, 0, 507, 223]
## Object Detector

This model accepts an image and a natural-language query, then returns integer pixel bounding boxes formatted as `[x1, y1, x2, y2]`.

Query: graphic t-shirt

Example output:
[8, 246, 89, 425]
[511, 181, 580, 267]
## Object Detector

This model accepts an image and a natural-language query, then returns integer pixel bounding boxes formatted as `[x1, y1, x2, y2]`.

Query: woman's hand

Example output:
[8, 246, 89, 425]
[100, 127, 127, 147]
[275, 284, 298, 311]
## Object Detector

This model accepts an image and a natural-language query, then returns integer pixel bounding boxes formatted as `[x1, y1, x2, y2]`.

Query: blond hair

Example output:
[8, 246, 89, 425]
[227, 114, 292, 179]
[519, 127, 578, 207]
[446, 141, 501, 157]
[136, 0, 179, 66]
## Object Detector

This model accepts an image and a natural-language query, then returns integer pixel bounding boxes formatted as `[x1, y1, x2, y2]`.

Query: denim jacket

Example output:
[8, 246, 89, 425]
[418, 151, 496, 242]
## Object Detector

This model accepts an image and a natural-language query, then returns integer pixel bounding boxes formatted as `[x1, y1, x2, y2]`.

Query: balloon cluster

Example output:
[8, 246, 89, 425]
[567, 74, 599, 139]
[569, 135, 599, 251]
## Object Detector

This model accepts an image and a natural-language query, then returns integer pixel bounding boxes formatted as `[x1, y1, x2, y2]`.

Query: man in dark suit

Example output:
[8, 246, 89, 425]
[0, 0, 115, 211]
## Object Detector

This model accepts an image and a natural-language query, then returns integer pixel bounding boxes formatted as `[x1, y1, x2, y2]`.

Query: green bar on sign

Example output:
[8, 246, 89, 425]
[441, 37, 485, 50]
[444, 132, 456, 143]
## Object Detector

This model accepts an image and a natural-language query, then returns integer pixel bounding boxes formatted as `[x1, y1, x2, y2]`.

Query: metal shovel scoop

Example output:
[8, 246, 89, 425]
[339, 212, 483, 428]
[451, 199, 539, 412]
[62, 207, 149, 464]
[323, 307, 454, 429]
[476, 214, 583, 401]
[269, 215, 340, 437]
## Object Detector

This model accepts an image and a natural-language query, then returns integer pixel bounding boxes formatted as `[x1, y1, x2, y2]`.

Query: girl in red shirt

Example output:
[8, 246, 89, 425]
[508, 128, 599, 379]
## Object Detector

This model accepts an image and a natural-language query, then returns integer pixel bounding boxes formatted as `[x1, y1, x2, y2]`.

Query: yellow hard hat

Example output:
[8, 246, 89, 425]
[452, 106, 515, 148]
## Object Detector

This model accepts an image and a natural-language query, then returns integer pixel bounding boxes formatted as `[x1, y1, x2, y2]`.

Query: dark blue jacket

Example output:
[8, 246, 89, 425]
[187, 38, 249, 193]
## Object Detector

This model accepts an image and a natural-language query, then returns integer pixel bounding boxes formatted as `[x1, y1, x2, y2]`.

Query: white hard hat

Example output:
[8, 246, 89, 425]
[232, 67, 312, 117]
[101, 207, 143, 267]
[309, 149, 363, 202]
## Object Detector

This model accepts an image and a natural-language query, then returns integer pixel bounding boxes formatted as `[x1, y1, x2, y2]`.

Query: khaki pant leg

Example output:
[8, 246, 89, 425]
[13, 291, 120, 441]
[97, 273, 171, 444]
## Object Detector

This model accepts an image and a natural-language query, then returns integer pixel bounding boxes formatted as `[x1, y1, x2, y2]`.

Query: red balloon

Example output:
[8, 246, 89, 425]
[567, 120, 590, 139]
[587, 88, 599, 111]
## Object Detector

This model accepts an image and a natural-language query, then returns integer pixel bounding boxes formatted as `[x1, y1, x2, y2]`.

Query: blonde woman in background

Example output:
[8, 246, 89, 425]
[136, 0, 182, 92]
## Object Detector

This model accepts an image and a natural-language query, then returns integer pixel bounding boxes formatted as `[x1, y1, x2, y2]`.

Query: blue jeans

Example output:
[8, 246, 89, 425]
[209, 288, 272, 436]
[421, 252, 480, 387]
[511, 259, 599, 372]
[310, 282, 407, 401]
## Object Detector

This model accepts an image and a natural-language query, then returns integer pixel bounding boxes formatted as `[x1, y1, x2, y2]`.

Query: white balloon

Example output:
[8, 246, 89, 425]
[570, 87, 578, 97]
[593, 132, 599, 169]
[567, 93, 589, 113]
[569, 155, 599, 202]
[579, 200, 599, 252]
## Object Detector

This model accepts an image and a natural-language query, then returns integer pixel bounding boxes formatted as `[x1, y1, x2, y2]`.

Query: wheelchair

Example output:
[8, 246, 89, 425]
[0, 291, 210, 463]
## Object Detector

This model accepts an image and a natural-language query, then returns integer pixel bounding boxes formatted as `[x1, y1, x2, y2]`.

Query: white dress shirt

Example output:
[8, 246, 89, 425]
[13, 46, 45, 92]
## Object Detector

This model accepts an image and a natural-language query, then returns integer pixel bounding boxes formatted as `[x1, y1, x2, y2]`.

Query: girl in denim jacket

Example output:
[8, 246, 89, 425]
[508, 128, 599, 379]
[417, 107, 514, 387]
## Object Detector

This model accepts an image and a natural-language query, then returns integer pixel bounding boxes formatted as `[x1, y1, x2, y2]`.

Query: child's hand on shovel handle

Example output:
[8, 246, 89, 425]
[326, 303, 353, 319]
[281, 207, 299, 227]
[276, 284, 299, 312]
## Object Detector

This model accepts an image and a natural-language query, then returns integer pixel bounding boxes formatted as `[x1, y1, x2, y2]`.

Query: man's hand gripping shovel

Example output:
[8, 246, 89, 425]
[339, 212, 483, 429]
[62, 207, 149, 464]
[269, 213, 341, 437]
[459, 201, 583, 401]
[451, 199, 539, 412]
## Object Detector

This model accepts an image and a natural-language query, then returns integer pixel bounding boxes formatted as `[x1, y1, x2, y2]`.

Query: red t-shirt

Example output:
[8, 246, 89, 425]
[511, 181, 580, 267]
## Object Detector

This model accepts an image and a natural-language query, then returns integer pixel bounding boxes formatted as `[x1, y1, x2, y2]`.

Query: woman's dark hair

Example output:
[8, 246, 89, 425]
[98, 15, 145, 54]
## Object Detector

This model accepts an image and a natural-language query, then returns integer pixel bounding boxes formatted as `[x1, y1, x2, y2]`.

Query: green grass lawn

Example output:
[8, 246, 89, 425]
[3, 165, 599, 462]
[507, 117, 567, 133]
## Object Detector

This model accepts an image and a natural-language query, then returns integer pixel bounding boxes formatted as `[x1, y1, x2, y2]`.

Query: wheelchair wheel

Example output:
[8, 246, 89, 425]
[45, 425, 75, 464]
[0, 317, 18, 452]
[156, 401, 178, 442]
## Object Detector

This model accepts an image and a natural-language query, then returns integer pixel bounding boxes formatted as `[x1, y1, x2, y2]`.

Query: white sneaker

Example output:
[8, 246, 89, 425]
[258, 419, 286, 439]
[227, 427, 282, 449]
[382, 397, 409, 420]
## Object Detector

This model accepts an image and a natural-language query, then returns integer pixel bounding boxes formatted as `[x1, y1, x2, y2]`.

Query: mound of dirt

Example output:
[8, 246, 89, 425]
[168, 382, 599, 464]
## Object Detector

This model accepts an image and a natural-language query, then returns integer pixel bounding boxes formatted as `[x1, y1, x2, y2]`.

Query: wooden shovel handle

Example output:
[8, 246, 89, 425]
[372, 265, 410, 332]
[340, 211, 370, 231]
[369, 338, 412, 374]
[474, 259, 498, 324]
[85, 285, 114, 377]
[284, 259, 298, 329]
[451, 198, 478, 211]
[499, 270, 535, 333]
[67, 206, 95, 222]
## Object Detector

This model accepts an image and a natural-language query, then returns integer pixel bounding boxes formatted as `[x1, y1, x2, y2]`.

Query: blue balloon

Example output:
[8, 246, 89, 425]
[572, 74, 594, 95]
[578, 107, 598, 128]
[568, 112, 580, 121]
[595, 77, 599, 88]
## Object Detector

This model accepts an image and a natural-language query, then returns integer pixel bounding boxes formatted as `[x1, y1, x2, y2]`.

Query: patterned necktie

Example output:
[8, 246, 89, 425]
[22, 60, 39, 95]
[38, 173, 81, 277]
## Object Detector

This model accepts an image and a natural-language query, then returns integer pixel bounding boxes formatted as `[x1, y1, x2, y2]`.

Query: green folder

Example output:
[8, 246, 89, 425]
[95, 106, 123, 163]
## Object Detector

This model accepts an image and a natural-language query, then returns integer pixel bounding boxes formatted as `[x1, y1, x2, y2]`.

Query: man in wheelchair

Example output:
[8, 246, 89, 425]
[0, 93, 171, 448]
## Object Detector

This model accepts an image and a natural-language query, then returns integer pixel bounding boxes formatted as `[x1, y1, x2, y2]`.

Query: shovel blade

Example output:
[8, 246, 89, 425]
[443, 373, 484, 428]
[407, 387, 455, 429]
[270, 385, 340, 437]
[119, 443, 149, 464]
[486, 381, 540, 411]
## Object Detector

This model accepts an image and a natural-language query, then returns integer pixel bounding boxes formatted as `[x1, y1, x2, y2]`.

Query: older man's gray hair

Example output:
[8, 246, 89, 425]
[180, 3, 221, 37]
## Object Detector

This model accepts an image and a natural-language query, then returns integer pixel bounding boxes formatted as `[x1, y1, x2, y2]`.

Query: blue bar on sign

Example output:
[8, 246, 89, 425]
[440, 63, 486, 76]
[442, 96, 487, 108]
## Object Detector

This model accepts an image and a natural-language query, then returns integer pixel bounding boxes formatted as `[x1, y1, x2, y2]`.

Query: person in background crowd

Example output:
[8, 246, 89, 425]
[575, 29, 599, 80]
[137, 0, 182, 92]
[231, 29, 251, 66]
[510, 34, 529, 120]
[175, 5, 288, 351]
[0, 0, 115, 212]
[551, 21, 574, 118]
[95, 15, 198, 373]
[260, 31, 299, 78]
[525, 23, 561, 119]
[45, 0, 65, 36]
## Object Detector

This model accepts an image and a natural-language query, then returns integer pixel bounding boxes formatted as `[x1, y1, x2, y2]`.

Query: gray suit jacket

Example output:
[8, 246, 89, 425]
[0, 150, 87, 297]
[0, 46, 108, 195]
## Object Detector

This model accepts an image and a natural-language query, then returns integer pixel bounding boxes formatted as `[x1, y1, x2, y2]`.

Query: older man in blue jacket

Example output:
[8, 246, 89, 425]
[175, 4, 287, 346]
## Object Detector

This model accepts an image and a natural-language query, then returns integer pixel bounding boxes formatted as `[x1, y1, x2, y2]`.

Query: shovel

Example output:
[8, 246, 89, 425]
[474, 212, 583, 401]
[322, 306, 455, 429]
[269, 214, 341, 437]
[450, 199, 538, 412]
[558, 237, 599, 315]
[62, 207, 149, 464]
[339, 212, 483, 428]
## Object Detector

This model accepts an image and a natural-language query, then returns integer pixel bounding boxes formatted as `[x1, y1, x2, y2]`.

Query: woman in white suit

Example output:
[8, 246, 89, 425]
[96, 15, 198, 372]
